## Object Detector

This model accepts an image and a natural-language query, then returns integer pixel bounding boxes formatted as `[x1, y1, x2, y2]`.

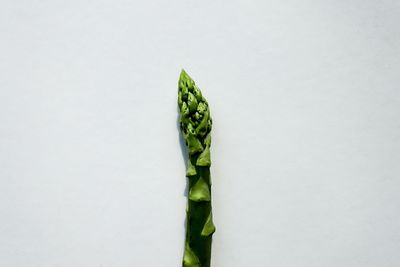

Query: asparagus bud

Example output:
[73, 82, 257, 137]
[178, 70, 215, 267]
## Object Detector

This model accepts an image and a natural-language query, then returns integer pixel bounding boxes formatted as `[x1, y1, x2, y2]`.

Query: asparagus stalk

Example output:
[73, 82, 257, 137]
[178, 70, 215, 267]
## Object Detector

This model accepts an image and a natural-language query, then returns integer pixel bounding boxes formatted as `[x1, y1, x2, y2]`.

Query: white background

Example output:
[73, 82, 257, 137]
[0, 0, 399, 266]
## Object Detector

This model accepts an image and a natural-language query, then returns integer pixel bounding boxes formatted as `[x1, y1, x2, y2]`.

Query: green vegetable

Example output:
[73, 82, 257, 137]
[178, 70, 215, 267]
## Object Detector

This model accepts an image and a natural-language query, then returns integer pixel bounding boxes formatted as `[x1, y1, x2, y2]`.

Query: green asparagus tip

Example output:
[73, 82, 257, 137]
[178, 70, 214, 267]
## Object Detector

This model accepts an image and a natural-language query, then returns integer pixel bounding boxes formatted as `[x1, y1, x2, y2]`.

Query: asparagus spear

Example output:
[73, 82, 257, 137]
[178, 70, 215, 267]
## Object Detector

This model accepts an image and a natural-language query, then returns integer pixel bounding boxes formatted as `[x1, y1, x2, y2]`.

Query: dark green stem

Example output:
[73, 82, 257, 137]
[185, 155, 213, 267]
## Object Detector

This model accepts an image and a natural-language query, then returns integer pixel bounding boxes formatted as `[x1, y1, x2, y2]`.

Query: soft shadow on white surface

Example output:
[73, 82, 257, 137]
[177, 107, 189, 197]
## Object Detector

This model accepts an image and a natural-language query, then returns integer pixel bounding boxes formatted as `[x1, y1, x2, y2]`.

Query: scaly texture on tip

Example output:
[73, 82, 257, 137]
[178, 69, 213, 158]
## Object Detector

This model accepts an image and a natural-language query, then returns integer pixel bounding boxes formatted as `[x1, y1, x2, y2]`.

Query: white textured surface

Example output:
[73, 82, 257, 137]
[0, 0, 399, 266]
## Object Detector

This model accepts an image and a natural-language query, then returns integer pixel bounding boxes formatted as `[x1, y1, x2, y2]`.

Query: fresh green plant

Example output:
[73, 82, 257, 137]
[178, 70, 215, 267]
